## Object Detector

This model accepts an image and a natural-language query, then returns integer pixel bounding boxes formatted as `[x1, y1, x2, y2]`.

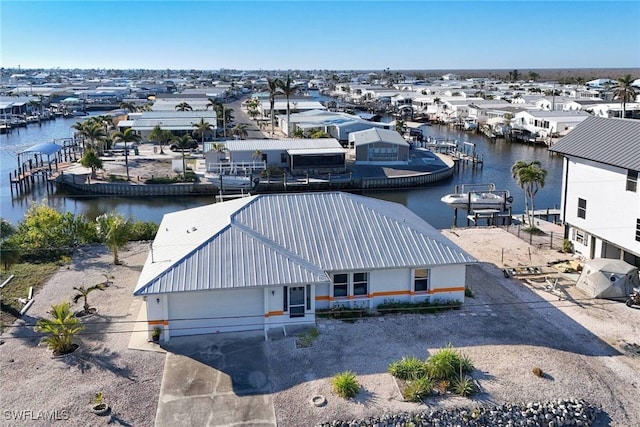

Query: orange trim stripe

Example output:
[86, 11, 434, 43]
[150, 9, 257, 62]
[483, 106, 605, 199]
[370, 290, 412, 297]
[264, 311, 284, 318]
[315, 295, 331, 301]
[148, 320, 168, 326]
[429, 287, 465, 294]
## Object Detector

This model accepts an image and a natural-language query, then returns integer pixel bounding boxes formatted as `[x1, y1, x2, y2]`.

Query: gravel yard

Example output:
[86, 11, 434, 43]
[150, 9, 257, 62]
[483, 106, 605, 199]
[1, 229, 639, 427]
[267, 228, 640, 427]
[0, 242, 164, 426]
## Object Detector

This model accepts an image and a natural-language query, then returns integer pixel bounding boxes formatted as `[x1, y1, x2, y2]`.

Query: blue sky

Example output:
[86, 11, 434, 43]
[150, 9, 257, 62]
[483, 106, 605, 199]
[1, 1, 639, 70]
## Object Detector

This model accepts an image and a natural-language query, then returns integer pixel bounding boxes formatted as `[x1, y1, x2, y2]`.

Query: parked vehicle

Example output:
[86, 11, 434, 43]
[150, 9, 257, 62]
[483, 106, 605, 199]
[625, 288, 640, 307]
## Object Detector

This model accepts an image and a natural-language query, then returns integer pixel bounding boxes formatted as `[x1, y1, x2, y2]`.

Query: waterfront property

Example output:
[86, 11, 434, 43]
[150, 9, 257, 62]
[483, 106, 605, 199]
[281, 109, 391, 143]
[117, 110, 218, 142]
[134, 192, 476, 341]
[550, 117, 640, 267]
[349, 128, 410, 164]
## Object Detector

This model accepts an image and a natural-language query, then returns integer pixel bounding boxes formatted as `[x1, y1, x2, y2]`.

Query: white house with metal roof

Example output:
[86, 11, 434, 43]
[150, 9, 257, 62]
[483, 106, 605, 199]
[134, 192, 476, 341]
[512, 110, 590, 139]
[204, 138, 347, 174]
[550, 117, 640, 267]
[119, 110, 217, 141]
[281, 109, 391, 143]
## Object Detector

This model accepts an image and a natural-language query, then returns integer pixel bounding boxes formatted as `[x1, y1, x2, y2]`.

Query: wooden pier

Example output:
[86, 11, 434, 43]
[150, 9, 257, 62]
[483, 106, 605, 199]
[9, 138, 84, 197]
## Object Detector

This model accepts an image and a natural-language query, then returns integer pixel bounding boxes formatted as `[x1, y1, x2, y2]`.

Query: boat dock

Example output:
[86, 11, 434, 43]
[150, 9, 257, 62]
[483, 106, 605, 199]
[9, 138, 84, 197]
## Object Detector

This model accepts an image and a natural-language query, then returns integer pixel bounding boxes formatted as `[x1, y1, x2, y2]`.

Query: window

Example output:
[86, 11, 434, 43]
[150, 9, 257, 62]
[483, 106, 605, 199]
[353, 272, 368, 296]
[636, 219, 640, 242]
[577, 198, 587, 219]
[414, 269, 429, 292]
[333, 274, 348, 298]
[627, 170, 638, 192]
[280, 153, 287, 164]
[283, 286, 288, 311]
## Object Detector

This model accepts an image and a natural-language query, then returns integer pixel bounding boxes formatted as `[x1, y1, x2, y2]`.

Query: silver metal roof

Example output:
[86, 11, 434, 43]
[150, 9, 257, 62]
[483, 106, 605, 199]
[134, 192, 476, 296]
[349, 128, 408, 146]
[550, 116, 640, 171]
[224, 138, 342, 152]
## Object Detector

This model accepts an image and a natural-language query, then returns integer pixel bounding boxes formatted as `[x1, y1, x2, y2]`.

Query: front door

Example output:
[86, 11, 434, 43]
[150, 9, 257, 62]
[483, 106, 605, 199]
[289, 286, 305, 318]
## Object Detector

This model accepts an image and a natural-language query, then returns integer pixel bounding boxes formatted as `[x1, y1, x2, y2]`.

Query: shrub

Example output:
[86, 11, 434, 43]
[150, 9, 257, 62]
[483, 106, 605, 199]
[129, 221, 159, 241]
[425, 343, 474, 381]
[402, 377, 433, 402]
[532, 366, 544, 377]
[562, 239, 573, 253]
[435, 379, 450, 394]
[296, 327, 319, 348]
[376, 299, 462, 315]
[35, 301, 83, 355]
[464, 287, 474, 298]
[388, 356, 428, 381]
[332, 371, 359, 399]
[316, 304, 370, 321]
[452, 375, 476, 397]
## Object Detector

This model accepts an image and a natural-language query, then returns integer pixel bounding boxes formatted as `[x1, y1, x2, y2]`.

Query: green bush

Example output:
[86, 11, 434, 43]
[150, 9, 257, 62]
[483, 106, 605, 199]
[316, 304, 370, 321]
[388, 356, 428, 380]
[376, 299, 462, 315]
[425, 343, 474, 381]
[129, 221, 159, 241]
[402, 377, 433, 402]
[332, 371, 359, 399]
[451, 375, 475, 397]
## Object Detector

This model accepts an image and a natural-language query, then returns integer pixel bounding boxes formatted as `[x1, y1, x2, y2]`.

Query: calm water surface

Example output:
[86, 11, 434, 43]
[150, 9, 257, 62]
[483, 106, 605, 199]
[0, 114, 563, 230]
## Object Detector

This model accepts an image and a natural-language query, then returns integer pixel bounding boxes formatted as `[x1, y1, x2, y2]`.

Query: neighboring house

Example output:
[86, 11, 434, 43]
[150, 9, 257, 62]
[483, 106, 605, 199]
[119, 110, 217, 141]
[204, 138, 347, 174]
[350, 128, 410, 165]
[282, 110, 390, 143]
[512, 110, 590, 138]
[550, 117, 640, 267]
[134, 192, 476, 341]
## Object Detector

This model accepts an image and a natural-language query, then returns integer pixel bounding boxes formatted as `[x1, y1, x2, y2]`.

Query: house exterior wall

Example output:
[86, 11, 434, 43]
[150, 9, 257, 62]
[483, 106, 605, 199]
[229, 149, 288, 167]
[355, 141, 409, 164]
[561, 157, 640, 261]
[167, 288, 264, 337]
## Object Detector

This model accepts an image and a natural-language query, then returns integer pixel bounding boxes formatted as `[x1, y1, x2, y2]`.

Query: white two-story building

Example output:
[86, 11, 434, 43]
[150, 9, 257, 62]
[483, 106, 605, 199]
[550, 117, 640, 267]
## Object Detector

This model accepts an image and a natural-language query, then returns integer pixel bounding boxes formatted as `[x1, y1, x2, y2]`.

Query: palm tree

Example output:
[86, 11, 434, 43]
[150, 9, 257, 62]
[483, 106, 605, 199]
[278, 75, 296, 136]
[231, 123, 249, 140]
[211, 143, 226, 161]
[80, 149, 103, 179]
[149, 124, 171, 154]
[84, 122, 108, 154]
[35, 302, 84, 355]
[613, 74, 638, 119]
[175, 102, 193, 111]
[170, 135, 196, 180]
[73, 284, 105, 315]
[395, 119, 406, 134]
[96, 212, 131, 265]
[267, 78, 281, 136]
[111, 128, 142, 181]
[511, 160, 548, 229]
[192, 118, 214, 146]
[119, 101, 137, 113]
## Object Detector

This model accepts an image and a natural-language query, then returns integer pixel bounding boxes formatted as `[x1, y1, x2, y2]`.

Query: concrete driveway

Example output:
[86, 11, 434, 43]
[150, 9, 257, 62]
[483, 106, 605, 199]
[155, 331, 276, 427]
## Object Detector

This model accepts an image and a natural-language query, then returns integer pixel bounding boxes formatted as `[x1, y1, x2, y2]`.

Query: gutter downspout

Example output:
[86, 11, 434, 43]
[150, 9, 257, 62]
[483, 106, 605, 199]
[562, 157, 569, 239]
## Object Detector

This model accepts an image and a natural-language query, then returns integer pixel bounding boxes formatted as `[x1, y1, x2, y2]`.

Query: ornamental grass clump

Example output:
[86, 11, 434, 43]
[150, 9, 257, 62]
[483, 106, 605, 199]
[332, 371, 360, 399]
[388, 356, 428, 381]
[425, 343, 474, 381]
[402, 377, 433, 402]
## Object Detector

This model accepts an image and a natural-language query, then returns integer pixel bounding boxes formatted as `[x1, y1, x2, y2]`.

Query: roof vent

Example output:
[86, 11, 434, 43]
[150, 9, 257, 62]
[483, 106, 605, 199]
[192, 227, 197, 232]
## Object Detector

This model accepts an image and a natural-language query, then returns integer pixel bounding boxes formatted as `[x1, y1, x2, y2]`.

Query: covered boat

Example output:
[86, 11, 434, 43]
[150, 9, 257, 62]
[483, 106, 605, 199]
[440, 183, 513, 210]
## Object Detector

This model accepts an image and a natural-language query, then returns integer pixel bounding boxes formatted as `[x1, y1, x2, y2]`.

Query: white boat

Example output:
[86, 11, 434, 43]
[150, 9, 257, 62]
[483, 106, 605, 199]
[440, 183, 513, 210]
[205, 173, 254, 190]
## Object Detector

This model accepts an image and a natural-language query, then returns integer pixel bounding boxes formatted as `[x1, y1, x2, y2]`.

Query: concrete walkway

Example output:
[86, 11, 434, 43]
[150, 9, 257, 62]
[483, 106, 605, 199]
[154, 331, 276, 427]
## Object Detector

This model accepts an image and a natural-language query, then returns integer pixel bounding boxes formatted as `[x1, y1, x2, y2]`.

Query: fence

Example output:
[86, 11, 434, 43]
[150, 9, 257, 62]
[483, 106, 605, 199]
[501, 223, 566, 251]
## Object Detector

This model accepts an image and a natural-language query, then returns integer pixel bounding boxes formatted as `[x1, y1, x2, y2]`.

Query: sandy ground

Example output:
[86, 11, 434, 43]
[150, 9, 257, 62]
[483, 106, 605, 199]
[0, 243, 164, 427]
[1, 229, 639, 426]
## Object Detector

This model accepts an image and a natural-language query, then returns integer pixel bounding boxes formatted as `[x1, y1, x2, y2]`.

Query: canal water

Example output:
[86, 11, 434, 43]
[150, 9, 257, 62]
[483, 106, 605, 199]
[0, 112, 563, 230]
